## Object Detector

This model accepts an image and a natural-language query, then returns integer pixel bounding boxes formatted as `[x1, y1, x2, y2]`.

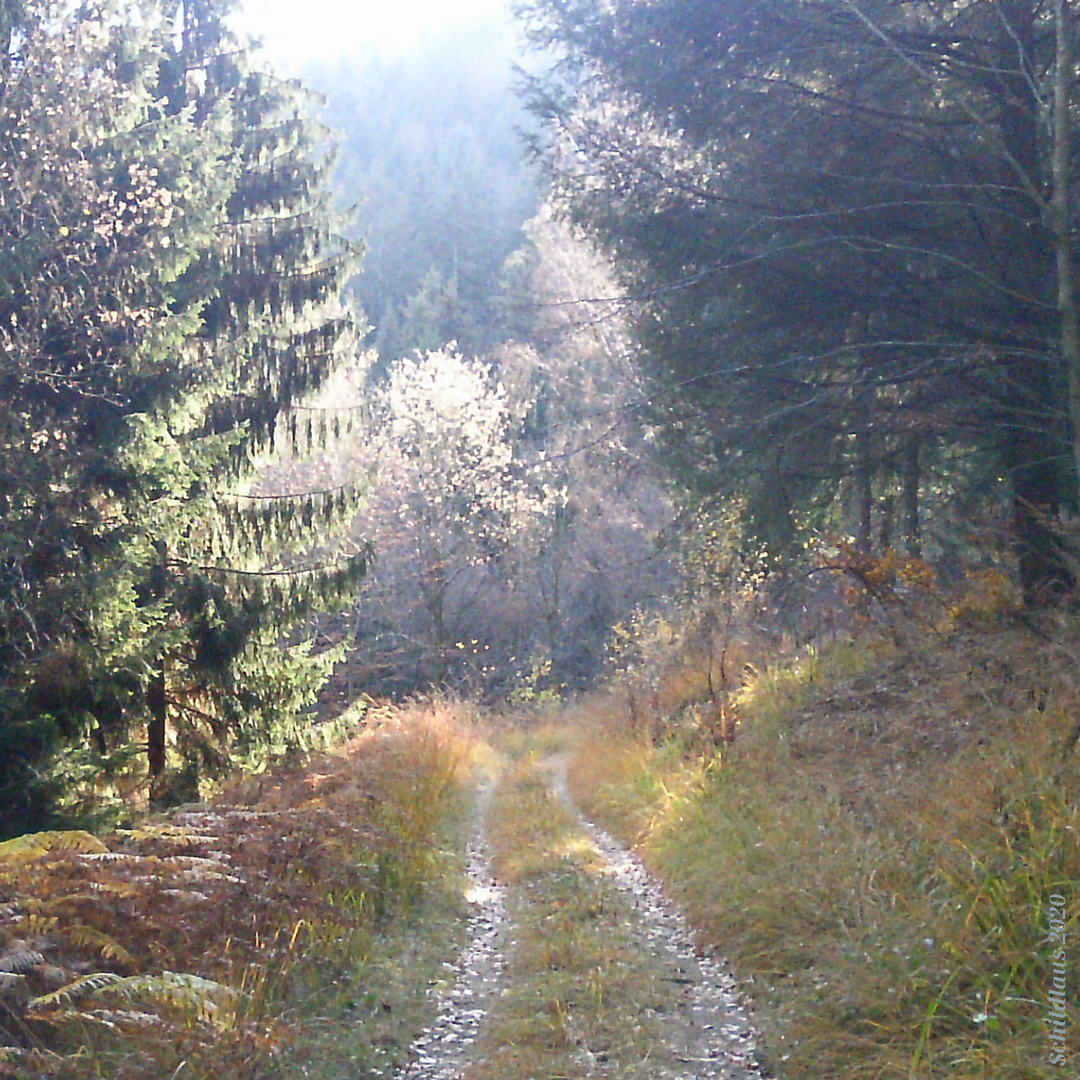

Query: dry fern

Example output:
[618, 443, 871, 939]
[116, 825, 217, 846]
[0, 832, 108, 864]
[11, 913, 59, 936]
[27, 971, 125, 1009]
[32, 1007, 164, 1031]
[76, 852, 155, 865]
[111, 973, 239, 1027]
[0, 947, 45, 974]
[29, 971, 239, 1029]
[63, 926, 134, 966]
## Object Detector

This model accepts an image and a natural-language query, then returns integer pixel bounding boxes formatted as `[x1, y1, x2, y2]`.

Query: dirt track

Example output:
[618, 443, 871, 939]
[396, 756, 764, 1080]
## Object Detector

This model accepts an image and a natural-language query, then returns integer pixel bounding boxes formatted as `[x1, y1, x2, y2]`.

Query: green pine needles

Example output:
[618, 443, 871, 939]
[0, 0, 369, 832]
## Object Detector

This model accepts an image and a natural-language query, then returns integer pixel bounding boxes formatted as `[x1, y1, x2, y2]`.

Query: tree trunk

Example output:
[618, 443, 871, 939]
[901, 433, 921, 558]
[855, 430, 873, 553]
[996, 0, 1074, 603]
[1053, 0, 1080, 511]
[147, 539, 169, 778]
[147, 667, 167, 779]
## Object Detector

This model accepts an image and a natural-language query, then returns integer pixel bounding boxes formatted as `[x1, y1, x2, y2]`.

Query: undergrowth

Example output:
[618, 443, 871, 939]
[0, 700, 478, 1079]
[567, 616, 1080, 1080]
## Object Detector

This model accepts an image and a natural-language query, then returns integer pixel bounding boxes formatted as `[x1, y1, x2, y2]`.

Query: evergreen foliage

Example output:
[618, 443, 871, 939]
[0, 0, 368, 833]
[518, 0, 1080, 602]
[308, 23, 541, 362]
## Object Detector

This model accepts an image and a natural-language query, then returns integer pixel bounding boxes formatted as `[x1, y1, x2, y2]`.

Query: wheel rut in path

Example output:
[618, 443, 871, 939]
[544, 754, 766, 1080]
[397, 759, 765, 1080]
[396, 782, 508, 1080]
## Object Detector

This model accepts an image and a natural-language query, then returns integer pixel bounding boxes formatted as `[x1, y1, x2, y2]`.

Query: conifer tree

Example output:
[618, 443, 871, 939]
[0, 0, 367, 830]
[518, 0, 1079, 601]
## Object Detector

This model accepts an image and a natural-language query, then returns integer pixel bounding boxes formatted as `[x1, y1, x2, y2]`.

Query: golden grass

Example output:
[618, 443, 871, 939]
[0, 700, 480, 1079]
[566, 624, 1080, 1080]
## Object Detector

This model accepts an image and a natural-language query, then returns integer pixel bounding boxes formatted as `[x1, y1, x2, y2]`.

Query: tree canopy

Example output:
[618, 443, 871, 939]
[0, 0, 368, 832]
[518, 0, 1080, 602]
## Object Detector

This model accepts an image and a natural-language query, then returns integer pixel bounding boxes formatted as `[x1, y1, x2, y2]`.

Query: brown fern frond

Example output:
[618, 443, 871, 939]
[29, 1006, 165, 1030]
[117, 826, 217, 846]
[84, 881, 140, 898]
[76, 852, 156, 865]
[164, 855, 233, 871]
[0, 832, 108, 864]
[87, 1008, 164, 1028]
[27, 971, 125, 1011]
[0, 948, 45, 973]
[62, 926, 134, 966]
[174, 867, 243, 885]
[30, 971, 239, 1029]
[103, 972, 239, 1028]
[26, 1006, 121, 1030]
[163, 888, 211, 902]
[12, 914, 59, 937]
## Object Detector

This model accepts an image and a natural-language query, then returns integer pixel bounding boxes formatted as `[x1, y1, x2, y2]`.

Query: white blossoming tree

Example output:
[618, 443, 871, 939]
[362, 346, 557, 685]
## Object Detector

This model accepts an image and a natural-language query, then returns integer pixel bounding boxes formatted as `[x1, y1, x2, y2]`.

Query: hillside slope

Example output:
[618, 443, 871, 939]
[566, 617, 1080, 1080]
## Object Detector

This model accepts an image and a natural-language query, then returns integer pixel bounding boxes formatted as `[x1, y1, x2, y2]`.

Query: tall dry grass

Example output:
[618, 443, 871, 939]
[0, 700, 478, 1080]
[567, 621, 1080, 1080]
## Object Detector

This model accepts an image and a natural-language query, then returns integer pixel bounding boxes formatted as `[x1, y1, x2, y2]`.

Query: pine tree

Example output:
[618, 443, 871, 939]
[0, 0, 368, 831]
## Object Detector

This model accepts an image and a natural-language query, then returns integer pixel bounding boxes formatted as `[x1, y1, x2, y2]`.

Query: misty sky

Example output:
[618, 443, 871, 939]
[233, 0, 514, 71]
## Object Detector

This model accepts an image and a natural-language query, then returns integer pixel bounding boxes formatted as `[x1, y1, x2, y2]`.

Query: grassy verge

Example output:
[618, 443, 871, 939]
[567, 625, 1080, 1080]
[464, 747, 686, 1080]
[0, 701, 478, 1080]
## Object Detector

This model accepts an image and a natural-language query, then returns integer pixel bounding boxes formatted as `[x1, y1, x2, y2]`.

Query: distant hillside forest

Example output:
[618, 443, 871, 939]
[3, 0, 1080, 836]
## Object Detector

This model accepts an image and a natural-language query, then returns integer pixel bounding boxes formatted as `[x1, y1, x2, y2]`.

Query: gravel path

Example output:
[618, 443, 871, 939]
[546, 756, 766, 1080]
[397, 761, 765, 1080]
[396, 783, 509, 1080]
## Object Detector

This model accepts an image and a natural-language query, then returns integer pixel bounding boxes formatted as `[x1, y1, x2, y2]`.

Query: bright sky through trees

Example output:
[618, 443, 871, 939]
[233, 0, 512, 70]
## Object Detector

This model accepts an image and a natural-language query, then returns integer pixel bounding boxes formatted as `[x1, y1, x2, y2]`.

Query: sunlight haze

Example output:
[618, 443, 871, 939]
[233, 0, 513, 71]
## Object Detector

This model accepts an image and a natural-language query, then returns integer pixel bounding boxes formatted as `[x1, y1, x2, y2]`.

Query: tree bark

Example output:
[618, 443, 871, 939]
[147, 667, 167, 779]
[996, 0, 1074, 602]
[855, 430, 873, 554]
[901, 433, 921, 558]
[147, 540, 169, 778]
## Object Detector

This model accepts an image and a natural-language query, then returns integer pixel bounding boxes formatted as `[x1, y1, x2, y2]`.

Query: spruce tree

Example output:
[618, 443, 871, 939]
[519, 0, 1078, 600]
[0, 0, 367, 831]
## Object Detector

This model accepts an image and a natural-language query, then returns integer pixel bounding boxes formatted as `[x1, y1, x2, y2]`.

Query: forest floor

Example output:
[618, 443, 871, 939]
[1, 614, 1078, 1080]
[0, 713, 769, 1080]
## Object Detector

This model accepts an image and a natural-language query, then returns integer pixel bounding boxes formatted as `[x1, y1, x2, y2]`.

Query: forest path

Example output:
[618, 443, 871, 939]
[540, 753, 764, 1080]
[397, 741, 764, 1080]
[397, 780, 510, 1080]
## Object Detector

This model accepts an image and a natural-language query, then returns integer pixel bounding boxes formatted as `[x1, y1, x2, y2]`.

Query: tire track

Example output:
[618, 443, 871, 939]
[396, 783, 508, 1080]
[546, 756, 766, 1080]
[396, 757, 765, 1080]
